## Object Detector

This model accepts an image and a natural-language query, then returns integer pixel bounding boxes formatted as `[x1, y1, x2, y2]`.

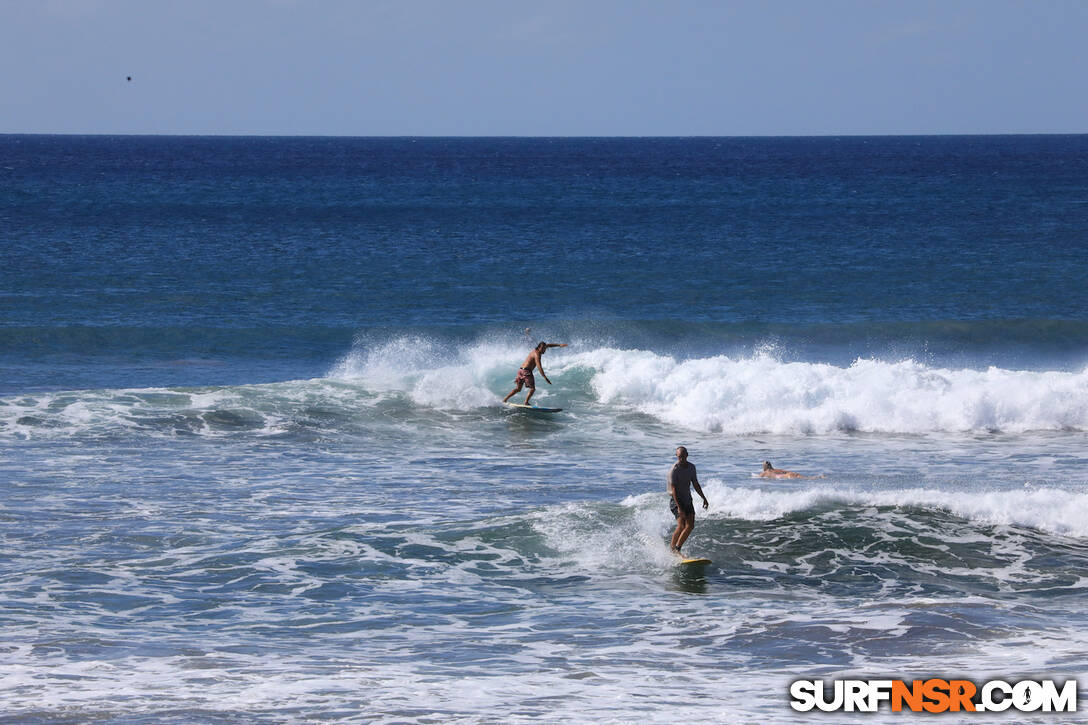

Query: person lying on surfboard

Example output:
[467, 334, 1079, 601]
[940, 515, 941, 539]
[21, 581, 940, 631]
[759, 461, 824, 479]
[502, 341, 567, 406]
[668, 446, 709, 557]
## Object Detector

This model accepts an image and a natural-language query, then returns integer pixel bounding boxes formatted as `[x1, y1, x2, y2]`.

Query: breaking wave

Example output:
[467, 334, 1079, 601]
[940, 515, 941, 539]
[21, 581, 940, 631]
[4, 338, 1087, 439]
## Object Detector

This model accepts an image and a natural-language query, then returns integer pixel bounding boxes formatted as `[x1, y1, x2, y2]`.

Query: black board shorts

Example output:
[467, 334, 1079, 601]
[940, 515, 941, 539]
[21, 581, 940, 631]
[669, 497, 695, 518]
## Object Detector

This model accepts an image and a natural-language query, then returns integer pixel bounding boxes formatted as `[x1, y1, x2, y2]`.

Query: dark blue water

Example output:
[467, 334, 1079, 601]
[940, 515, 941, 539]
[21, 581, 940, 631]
[4, 135, 1088, 392]
[2, 136, 1088, 723]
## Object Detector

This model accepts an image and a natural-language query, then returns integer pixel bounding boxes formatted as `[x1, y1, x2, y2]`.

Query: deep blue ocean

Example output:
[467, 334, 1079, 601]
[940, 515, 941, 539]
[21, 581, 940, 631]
[2, 135, 1088, 722]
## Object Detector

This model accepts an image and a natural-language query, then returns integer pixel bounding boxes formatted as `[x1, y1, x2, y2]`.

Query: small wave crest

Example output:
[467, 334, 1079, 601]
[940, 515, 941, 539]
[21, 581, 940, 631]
[521, 483, 1088, 600]
[686, 482, 1088, 538]
[0, 382, 373, 440]
[0, 334, 535, 439]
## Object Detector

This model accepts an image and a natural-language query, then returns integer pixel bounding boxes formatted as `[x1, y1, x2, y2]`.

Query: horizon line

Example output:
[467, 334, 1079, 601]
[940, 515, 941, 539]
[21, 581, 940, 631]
[3, 131, 1088, 139]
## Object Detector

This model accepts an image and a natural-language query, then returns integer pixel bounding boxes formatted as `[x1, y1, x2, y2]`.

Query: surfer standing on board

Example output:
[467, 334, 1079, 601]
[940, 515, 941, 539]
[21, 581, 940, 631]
[668, 446, 709, 556]
[502, 341, 567, 405]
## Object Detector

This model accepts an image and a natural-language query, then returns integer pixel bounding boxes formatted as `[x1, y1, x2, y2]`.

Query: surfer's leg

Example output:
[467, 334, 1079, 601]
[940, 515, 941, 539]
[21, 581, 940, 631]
[502, 383, 523, 403]
[669, 500, 683, 552]
[676, 511, 695, 551]
[670, 519, 683, 553]
[524, 388, 534, 404]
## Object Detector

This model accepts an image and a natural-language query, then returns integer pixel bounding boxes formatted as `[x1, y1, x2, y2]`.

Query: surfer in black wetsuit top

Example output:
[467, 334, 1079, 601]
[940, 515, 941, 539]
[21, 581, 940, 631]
[668, 446, 708, 556]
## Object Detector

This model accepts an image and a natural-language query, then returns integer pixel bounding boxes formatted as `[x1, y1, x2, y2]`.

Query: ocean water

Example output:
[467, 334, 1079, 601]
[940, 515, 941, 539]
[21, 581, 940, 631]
[2, 135, 1088, 722]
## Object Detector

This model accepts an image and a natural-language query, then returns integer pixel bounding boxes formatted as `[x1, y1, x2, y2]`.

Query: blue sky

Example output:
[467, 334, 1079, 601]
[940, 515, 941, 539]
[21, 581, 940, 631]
[2, 0, 1086, 135]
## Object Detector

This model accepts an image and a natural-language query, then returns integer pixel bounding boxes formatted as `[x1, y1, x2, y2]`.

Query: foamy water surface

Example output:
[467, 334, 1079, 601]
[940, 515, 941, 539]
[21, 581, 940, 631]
[3, 339, 1088, 722]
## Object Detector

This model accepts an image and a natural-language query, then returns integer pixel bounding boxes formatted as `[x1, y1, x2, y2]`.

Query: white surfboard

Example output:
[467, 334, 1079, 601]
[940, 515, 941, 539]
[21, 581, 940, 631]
[505, 403, 563, 413]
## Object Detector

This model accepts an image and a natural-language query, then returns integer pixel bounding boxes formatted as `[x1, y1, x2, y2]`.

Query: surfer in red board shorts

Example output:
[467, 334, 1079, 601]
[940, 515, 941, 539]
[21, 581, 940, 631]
[502, 341, 567, 405]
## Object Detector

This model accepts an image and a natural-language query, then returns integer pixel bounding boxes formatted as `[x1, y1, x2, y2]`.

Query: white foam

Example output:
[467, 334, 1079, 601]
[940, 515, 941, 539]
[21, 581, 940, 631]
[575, 348, 1088, 434]
[628, 481, 1088, 538]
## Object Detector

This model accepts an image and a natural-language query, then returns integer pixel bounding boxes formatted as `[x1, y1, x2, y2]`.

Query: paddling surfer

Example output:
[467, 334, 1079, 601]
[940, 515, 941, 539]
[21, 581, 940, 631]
[502, 341, 567, 406]
[759, 461, 823, 479]
[668, 446, 709, 556]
